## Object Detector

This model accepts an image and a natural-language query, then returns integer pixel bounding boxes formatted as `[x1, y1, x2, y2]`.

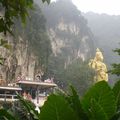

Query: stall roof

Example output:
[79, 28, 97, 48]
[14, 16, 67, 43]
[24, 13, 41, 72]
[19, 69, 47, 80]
[16, 80, 57, 88]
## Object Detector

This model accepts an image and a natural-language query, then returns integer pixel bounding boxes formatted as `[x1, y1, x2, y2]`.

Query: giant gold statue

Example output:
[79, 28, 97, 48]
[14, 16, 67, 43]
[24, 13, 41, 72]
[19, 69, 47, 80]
[89, 48, 108, 82]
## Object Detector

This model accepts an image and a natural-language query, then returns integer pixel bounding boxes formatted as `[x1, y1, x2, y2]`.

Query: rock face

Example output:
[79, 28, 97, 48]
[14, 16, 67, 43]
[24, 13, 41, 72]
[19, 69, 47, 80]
[0, 35, 36, 83]
[0, 1, 95, 82]
[0, 5, 51, 83]
[42, 0, 95, 67]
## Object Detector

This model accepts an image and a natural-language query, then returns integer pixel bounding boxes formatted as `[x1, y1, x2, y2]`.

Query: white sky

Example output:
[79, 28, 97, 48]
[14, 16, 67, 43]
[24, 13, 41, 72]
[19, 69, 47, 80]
[51, 0, 120, 15]
[73, 0, 120, 15]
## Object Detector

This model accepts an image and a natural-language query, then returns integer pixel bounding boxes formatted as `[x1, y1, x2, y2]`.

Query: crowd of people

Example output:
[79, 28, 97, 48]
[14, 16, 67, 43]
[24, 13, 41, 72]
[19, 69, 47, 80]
[23, 91, 32, 101]
[16, 74, 54, 83]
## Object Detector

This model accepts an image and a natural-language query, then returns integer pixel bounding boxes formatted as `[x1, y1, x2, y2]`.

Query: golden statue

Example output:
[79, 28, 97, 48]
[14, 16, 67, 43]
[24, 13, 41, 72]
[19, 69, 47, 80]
[89, 48, 108, 82]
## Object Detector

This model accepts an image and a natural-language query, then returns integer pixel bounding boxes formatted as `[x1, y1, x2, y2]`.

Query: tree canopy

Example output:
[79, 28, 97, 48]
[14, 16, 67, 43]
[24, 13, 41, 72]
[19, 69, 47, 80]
[0, 0, 50, 35]
[110, 48, 120, 78]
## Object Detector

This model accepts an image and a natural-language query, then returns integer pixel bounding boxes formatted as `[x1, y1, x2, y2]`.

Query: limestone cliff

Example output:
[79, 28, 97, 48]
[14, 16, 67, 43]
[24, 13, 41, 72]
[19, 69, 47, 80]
[0, 5, 51, 83]
[42, 0, 95, 67]
[0, 1, 95, 83]
[0, 35, 37, 82]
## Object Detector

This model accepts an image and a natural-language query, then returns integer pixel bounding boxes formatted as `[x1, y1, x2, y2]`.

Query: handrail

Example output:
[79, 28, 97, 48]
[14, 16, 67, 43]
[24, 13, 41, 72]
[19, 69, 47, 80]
[0, 94, 17, 97]
[0, 94, 18, 101]
[0, 93, 19, 102]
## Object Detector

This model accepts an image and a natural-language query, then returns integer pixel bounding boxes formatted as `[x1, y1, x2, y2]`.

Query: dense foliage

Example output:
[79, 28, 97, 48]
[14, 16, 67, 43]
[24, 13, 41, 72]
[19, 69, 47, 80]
[64, 60, 94, 94]
[0, 0, 50, 34]
[47, 57, 94, 95]
[109, 48, 120, 78]
[0, 80, 120, 120]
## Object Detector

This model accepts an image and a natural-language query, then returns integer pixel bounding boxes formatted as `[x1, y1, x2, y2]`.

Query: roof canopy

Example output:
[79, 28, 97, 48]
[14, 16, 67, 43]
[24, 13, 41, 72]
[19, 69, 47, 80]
[16, 80, 57, 89]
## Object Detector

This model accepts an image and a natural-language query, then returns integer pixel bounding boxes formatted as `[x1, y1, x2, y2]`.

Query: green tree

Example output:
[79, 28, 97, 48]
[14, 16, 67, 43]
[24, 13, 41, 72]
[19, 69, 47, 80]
[0, 0, 50, 34]
[47, 57, 94, 95]
[64, 59, 94, 95]
[109, 48, 120, 78]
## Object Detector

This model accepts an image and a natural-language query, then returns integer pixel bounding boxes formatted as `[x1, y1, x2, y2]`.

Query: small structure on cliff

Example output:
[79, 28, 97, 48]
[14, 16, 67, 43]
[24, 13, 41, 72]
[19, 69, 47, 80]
[16, 79, 57, 107]
[89, 48, 108, 82]
[0, 76, 57, 107]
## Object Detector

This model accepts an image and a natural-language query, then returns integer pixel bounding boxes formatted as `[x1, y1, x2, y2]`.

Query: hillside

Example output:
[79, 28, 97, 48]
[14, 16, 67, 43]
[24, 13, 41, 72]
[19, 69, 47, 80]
[40, 0, 95, 64]
[83, 12, 120, 67]
[37, 0, 95, 92]
[0, 5, 51, 82]
[0, 1, 95, 93]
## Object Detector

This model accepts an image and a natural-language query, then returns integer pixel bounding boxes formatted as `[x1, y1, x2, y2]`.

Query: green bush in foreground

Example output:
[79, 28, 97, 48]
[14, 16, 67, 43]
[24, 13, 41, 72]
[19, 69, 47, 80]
[0, 80, 120, 120]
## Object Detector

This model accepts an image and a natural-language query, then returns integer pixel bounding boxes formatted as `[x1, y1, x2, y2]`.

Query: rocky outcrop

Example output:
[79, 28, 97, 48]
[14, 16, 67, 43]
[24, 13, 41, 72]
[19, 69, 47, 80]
[0, 35, 38, 83]
[42, 0, 95, 67]
[0, 5, 50, 83]
[0, 1, 95, 82]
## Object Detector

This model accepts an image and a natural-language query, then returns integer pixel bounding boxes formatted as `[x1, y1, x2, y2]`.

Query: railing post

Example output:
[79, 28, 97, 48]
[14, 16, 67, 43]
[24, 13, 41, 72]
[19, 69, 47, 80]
[36, 86, 39, 104]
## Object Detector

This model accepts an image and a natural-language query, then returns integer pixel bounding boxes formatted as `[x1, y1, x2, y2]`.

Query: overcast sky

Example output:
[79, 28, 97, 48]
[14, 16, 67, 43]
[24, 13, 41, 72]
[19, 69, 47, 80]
[51, 0, 120, 15]
[73, 0, 120, 15]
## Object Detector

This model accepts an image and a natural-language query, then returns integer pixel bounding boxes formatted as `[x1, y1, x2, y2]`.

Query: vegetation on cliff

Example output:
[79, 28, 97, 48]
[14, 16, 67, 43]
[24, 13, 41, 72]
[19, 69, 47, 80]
[14, 4, 52, 73]
[0, 3, 52, 82]
[40, 0, 95, 93]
